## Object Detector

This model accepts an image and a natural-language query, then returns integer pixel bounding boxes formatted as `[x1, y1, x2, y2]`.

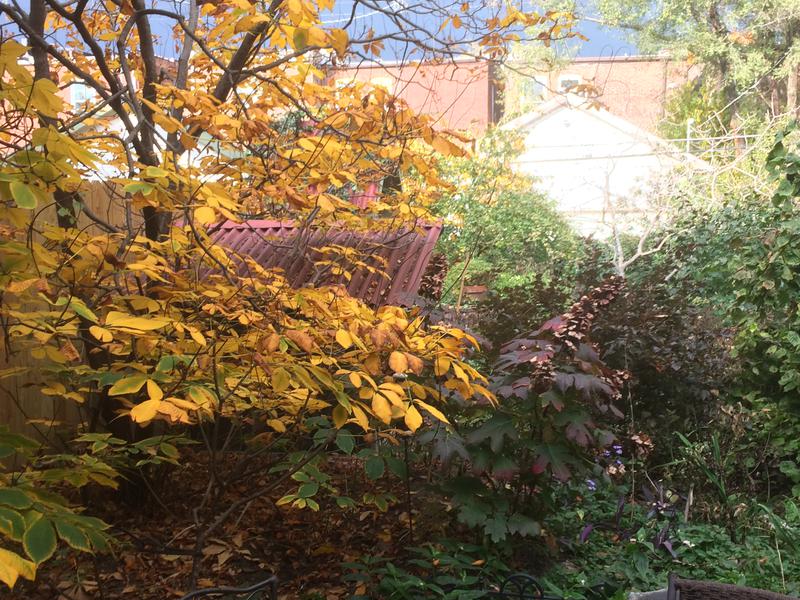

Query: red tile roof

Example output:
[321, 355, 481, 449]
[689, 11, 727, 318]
[212, 219, 442, 306]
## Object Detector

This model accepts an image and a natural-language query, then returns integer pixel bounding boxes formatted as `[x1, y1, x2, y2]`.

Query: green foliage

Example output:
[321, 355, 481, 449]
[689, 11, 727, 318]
[417, 279, 625, 546]
[74, 432, 193, 470]
[590, 0, 800, 124]
[0, 428, 115, 589]
[434, 129, 584, 307]
[664, 123, 800, 407]
[659, 80, 732, 146]
[343, 541, 509, 599]
[542, 483, 800, 598]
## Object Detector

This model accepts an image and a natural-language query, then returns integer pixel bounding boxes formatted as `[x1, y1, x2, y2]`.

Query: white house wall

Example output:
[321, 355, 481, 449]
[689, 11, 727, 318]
[509, 104, 689, 237]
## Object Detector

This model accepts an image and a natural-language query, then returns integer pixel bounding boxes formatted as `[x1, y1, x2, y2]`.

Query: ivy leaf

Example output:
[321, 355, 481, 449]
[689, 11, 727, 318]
[23, 516, 57, 564]
[457, 501, 489, 528]
[483, 516, 508, 543]
[532, 443, 572, 481]
[507, 514, 541, 537]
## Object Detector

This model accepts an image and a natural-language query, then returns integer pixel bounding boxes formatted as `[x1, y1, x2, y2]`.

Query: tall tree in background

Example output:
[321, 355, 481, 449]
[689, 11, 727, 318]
[590, 0, 800, 125]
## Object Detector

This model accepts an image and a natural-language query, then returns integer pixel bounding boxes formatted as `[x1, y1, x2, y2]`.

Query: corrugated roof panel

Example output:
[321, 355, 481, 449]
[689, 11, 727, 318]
[211, 220, 442, 306]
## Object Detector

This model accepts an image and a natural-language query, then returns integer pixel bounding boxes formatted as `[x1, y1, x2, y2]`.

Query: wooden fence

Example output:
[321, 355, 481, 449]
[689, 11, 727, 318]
[1, 181, 129, 440]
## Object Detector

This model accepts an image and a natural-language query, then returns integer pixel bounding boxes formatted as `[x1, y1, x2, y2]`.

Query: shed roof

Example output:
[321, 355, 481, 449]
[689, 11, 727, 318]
[212, 219, 442, 306]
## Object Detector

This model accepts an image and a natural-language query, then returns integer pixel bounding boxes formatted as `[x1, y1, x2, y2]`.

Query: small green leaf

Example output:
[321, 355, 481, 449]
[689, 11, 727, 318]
[123, 182, 154, 196]
[0, 507, 26, 541]
[23, 516, 57, 564]
[107, 374, 148, 396]
[336, 496, 356, 509]
[55, 520, 92, 552]
[0, 488, 32, 510]
[297, 482, 319, 498]
[385, 456, 407, 478]
[365, 456, 384, 480]
[335, 431, 355, 454]
[10, 181, 37, 209]
[293, 27, 308, 50]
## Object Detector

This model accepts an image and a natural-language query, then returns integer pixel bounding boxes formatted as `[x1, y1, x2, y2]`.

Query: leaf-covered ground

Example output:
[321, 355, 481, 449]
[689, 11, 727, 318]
[15, 450, 443, 600]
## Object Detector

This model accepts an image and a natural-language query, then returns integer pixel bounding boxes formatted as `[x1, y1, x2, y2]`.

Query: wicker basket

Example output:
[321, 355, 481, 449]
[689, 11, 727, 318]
[667, 574, 796, 600]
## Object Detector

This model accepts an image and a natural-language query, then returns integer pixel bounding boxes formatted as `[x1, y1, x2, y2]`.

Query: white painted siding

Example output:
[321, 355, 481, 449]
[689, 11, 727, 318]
[506, 99, 702, 237]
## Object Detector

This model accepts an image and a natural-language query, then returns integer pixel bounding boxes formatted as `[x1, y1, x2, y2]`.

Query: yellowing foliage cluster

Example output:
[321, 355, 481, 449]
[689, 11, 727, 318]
[0, 0, 576, 587]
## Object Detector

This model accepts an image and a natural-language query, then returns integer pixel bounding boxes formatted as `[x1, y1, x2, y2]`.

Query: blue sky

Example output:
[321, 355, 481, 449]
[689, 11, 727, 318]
[572, 18, 637, 57]
[1, 0, 639, 61]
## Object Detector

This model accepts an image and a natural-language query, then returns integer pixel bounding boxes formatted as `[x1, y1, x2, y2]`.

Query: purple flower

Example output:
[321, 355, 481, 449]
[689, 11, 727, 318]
[613, 444, 623, 455]
[586, 479, 597, 492]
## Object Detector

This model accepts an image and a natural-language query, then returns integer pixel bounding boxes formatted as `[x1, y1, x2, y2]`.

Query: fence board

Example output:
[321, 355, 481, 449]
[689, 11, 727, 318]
[1, 181, 127, 438]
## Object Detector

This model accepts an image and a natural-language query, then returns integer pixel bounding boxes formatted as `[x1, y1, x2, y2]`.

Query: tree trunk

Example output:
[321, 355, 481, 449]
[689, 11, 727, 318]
[788, 64, 799, 118]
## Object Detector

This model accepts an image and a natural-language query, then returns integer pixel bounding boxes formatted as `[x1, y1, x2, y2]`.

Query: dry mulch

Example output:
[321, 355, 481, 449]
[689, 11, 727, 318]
[10, 449, 449, 600]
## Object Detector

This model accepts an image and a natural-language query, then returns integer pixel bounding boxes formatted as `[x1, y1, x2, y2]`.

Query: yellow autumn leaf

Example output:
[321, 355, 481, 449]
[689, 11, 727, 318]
[335, 329, 353, 349]
[187, 386, 216, 408]
[185, 325, 207, 347]
[130, 398, 161, 423]
[371, 394, 392, 424]
[414, 399, 450, 424]
[0, 548, 36, 589]
[153, 112, 181, 133]
[108, 375, 147, 396]
[195, 206, 216, 225]
[89, 325, 113, 342]
[388, 351, 408, 373]
[404, 405, 423, 431]
[104, 311, 170, 333]
[146, 379, 163, 401]
[329, 28, 349, 56]
[164, 397, 200, 412]
[272, 367, 291, 392]
[351, 404, 370, 430]
[405, 353, 424, 375]
[434, 356, 451, 376]
[430, 135, 466, 157]
[286, 330, 314, 352]
[452, 362, 469, 383]
[348, 371, 362, 388]
[332, 404, 349, 428]
[267, 419, 286, 433]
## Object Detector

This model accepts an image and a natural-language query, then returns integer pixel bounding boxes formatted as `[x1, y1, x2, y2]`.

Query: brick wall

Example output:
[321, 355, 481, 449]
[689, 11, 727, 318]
[332, 60, 495, 133]
[540, 56, 696, 133]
